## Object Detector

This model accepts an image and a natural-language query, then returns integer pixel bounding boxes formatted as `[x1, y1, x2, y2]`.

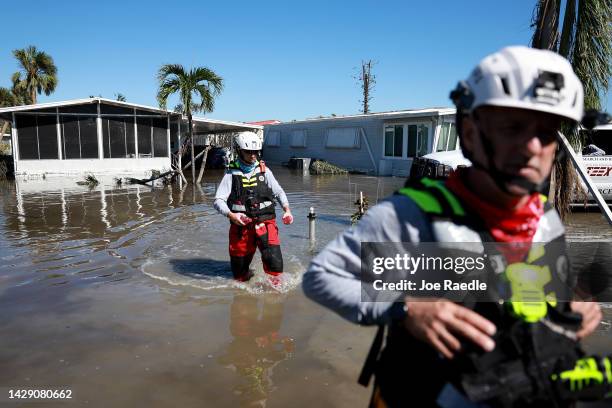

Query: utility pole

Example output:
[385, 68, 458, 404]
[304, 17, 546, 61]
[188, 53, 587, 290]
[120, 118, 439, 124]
[356, 60, 376, 114]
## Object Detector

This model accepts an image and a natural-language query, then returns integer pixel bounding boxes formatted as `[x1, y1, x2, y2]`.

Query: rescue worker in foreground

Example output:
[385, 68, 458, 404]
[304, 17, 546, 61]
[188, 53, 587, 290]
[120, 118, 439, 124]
[214, 131, 293, 283]
[303, 46, 605, 407]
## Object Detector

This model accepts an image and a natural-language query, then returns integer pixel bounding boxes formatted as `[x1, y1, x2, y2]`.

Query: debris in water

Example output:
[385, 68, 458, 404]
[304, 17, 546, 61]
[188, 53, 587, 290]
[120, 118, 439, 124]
[309, 159, 348, 175]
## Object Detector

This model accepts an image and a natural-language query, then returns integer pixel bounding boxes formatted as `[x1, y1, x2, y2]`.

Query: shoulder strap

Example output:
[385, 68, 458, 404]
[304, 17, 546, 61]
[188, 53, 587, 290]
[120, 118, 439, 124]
[396, 178, 465, 218]
[358, 325, 385, 387]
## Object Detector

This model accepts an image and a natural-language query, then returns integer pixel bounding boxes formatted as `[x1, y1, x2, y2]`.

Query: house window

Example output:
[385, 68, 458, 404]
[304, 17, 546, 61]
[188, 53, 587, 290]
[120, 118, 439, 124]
[15, 114, 59, 160]
[152, 117, 168, 158]
[290, 130, 307, 147]
[265, 130, 281, 147]
[326, 127, 360, 148]
[384, 125, 403, 157]
[102, 117, 136, 158]
[137, 116, 152, 158]
[60, 115, 98, 159]
[407, 124, 430, 157]
[436, 122, 458, 152]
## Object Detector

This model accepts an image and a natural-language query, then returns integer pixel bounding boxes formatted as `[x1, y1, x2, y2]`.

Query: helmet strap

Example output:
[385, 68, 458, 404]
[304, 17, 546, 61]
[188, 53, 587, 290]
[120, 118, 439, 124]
[470, 128, 544, 196]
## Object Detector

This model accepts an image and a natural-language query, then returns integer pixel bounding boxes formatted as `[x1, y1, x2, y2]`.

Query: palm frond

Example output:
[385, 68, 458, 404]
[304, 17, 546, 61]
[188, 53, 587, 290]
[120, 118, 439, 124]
[194, 84, 215, 113]
[11, 45, 58, 104]
[571, 0, 612, 111]
[157, 64, 186, 82]
[0, 87, 18, 107]
[155, 62, 224, 117]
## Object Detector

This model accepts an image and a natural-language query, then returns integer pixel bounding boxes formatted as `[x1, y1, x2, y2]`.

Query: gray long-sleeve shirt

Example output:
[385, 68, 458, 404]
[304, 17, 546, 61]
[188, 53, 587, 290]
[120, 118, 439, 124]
[302, 194, 435, 326]
[213, 164, 289, 216]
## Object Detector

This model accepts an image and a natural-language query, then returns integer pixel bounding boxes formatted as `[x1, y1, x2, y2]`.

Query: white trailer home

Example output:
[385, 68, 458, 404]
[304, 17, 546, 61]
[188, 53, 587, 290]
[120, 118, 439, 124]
[0, 98, 261, 178]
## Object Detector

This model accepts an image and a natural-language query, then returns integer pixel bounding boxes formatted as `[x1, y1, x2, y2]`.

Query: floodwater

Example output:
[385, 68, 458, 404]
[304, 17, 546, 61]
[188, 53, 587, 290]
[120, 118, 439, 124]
[0, 167, 609, 407]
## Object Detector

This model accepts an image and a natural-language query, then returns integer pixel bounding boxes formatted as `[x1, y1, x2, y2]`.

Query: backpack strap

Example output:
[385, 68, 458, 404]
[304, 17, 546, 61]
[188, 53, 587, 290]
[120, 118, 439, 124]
[396, 177, 465, 218]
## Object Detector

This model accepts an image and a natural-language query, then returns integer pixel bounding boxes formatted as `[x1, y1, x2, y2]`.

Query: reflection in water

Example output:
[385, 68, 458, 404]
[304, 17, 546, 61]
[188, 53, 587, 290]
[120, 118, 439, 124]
[218, 294, 294, 407]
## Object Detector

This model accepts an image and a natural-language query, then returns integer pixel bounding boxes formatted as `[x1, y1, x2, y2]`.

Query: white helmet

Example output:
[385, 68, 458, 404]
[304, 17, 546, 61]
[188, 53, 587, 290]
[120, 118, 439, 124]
[234, 131, 262, 151]
[451, 46, 584, 122]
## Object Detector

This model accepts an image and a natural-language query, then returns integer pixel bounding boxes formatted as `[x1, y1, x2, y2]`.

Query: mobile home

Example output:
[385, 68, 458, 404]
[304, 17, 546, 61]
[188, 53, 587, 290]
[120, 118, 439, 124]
[262, 108, 458, 177]
[0, 98, 261, 178]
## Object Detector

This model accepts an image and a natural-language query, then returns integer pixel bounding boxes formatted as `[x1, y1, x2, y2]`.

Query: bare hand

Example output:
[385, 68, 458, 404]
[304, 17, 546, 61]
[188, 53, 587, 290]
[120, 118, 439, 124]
[282, 210, 294, 225]
[570, 301, 602, 339]
[404, 298, 497, 359]
[228, 212, 249, 226]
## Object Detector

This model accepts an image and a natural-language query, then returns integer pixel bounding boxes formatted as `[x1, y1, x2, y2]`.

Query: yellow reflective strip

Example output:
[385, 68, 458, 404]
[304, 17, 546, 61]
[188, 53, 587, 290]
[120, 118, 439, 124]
[527, 244, 545, 263]
[604, 357, 612, 383]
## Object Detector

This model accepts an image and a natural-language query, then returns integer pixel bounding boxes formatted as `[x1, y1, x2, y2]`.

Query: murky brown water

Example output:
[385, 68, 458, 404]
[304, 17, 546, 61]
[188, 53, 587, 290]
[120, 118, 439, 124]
[0, 167, 609, 407]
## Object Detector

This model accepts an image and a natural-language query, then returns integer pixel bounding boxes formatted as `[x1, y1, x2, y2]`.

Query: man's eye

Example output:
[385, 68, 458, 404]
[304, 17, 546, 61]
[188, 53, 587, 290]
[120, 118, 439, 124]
[501, 125, 522, 133]
[538, 132, 557, 144]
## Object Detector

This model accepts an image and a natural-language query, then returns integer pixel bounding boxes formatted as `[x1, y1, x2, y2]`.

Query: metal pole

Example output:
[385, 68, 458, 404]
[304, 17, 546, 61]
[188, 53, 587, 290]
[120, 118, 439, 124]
[96, 100, 103, 160]
[11, 112, 18, 174]
[308, 206, 317, 242]
[558, 131, 612, 225]
[359, 191, 364, 215]
[56, 108, 62, 159]
[133, 108, 139, 158]
[177, 117, 183, 187]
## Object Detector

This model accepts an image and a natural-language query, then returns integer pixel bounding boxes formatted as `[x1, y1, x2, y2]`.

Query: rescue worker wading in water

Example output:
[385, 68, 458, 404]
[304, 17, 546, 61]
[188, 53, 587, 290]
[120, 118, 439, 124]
[214, 131, 293, 284]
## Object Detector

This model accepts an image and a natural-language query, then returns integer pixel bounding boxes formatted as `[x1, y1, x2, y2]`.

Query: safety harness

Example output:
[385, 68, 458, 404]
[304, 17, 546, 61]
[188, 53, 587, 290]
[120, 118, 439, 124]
[227, 160, 276, 221]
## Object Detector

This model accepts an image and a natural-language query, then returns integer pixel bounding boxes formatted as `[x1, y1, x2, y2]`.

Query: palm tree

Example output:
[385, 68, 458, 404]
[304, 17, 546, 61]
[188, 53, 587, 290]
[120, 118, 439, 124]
[12, 45, 58, 105]
[0, 85, 30, 137]
[115, 93, 126, 102]
[0, 88, 18, 137]
[531, 0, 612, 218]
[157, 64, 224, 184]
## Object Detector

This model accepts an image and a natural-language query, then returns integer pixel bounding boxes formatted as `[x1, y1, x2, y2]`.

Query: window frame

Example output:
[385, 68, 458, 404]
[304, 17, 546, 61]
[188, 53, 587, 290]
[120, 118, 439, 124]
[325, 127, 361, 149]
[289, 129, 307, 148]
[382, 121, 433, 160]
[265, 130, 281, 147]
[434, 118, 459, 152]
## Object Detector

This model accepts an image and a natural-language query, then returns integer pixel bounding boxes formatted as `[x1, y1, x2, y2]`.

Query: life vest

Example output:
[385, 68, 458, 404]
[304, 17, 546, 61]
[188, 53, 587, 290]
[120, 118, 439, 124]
[360, 177, 583, 407]
[227, 160, 276, 221]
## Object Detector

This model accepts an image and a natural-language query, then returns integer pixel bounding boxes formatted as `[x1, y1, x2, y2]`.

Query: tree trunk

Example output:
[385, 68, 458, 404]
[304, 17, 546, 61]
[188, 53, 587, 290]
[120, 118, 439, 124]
[0, 121, 8, 138]
[177, 126, 184, 185]
[531, 0, 561, 49]
[31, 88, 36, 105]
[558, 0, 577, 57]
[189, 113, 195, 184]
[196, 145, 211, 183]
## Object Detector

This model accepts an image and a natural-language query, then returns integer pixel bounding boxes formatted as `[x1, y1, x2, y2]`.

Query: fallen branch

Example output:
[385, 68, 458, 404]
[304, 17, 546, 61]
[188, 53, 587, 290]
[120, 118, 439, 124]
[182, 148, 206, 171]
[126, 169, 176, 185]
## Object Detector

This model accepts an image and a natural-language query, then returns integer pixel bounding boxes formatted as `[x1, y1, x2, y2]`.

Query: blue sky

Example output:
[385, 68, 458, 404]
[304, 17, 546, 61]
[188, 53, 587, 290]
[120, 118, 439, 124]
[1, 0, 609, 121]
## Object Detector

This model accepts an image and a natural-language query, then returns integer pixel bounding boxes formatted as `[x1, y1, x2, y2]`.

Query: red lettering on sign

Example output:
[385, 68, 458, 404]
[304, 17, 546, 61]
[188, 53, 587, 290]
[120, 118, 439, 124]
[587, 167, 612, 177]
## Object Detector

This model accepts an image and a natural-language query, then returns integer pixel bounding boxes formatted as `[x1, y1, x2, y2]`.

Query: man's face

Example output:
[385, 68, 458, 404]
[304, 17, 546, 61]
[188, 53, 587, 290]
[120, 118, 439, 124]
[239, 149, 259, 165]
[464, 106, 563, 196]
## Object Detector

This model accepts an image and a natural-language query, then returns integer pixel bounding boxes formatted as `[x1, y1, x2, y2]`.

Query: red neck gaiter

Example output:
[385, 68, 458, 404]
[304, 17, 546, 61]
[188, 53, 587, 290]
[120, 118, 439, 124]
[445, 169, 544, 262]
